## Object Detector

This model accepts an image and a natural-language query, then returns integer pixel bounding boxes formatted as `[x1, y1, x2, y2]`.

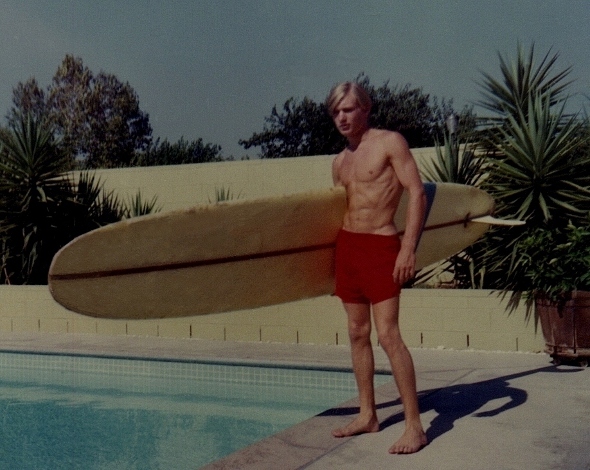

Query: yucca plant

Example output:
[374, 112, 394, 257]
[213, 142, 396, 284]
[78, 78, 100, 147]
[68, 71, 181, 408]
[421, 130, 485, 187]
[0, 114, 159, 284]
[418, 129, 486, 288]
[477, 43, 589, 224]
[483, 92, 589, 225]
[474, 44, 590, 312]
[55, 172, 161, 239]
[123, 191, 161, 218]
[209, 186, 242, 203]
[0, 114, 71, 283]
[477, 43, 573, 125]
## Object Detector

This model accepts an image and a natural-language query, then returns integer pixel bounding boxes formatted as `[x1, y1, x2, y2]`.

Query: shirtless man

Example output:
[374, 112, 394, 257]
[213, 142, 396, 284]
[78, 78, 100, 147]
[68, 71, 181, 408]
[327, 82, 428, 454]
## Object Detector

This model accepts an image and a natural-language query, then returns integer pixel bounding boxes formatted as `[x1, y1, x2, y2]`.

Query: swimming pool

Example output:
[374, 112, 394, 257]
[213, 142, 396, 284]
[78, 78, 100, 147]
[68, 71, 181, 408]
[0, 351, 391, 469]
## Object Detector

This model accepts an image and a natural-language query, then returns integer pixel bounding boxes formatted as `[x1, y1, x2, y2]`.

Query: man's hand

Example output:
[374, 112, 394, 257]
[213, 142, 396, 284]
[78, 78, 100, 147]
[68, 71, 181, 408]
[393, 246, 416, 285]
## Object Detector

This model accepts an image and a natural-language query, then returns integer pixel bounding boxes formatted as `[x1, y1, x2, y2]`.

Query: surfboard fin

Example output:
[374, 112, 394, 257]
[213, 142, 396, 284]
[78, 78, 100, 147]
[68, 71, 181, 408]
[471, 215, 526, 226]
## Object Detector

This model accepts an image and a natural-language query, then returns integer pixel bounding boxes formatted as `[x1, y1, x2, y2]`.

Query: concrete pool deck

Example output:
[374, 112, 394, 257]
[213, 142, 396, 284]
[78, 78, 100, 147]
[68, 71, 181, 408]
[1, 332, 588, 470]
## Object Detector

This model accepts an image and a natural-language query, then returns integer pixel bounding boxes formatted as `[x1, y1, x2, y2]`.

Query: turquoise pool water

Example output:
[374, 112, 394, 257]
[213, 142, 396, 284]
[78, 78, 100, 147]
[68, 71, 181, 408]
[0, 351, 390, 469]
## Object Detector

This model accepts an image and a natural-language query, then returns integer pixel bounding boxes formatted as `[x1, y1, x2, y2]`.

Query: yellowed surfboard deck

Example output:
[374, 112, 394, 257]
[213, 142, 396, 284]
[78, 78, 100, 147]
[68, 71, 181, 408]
[48, 183, 494, 319]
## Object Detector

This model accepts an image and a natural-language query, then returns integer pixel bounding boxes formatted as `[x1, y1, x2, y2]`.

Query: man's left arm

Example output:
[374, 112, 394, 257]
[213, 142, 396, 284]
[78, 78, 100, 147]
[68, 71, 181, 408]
[389, 133, 426, 285]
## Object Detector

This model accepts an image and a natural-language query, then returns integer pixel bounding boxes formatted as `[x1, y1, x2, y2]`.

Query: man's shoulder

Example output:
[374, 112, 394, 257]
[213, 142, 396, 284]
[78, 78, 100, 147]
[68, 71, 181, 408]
[368, 129, 411, 157]
[369, 128, 405, 143]
[332, 151, 345, 173]
[333, 150, 345, 162]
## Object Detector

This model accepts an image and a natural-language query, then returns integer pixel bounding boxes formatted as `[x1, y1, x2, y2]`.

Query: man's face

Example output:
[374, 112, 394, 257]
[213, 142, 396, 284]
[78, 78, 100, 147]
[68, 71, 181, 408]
[331, 92, 369, 138]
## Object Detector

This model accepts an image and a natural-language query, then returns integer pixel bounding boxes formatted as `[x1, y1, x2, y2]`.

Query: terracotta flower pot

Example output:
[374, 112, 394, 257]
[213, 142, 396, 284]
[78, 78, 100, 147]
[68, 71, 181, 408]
[535, 291, 590, 364]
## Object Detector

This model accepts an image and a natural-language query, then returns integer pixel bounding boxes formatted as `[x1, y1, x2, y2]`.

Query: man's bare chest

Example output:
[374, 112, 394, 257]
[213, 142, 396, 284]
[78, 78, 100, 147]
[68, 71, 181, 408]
[339, 151, 393, 185]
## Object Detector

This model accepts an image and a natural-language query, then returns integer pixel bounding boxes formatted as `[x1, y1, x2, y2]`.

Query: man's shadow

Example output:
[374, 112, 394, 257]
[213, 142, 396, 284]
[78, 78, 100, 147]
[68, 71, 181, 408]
[319, 365, 581, 443]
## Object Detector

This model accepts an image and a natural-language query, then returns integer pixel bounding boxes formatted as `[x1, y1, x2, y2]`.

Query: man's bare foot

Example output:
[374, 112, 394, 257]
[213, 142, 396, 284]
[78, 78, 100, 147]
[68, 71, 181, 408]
[332, 415, 379, 438]
[388, 426, 428, 454]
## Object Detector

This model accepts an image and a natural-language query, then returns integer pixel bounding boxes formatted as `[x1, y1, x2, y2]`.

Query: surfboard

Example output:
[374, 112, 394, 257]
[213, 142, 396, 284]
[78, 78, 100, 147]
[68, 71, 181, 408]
[48, 183, 496, 319]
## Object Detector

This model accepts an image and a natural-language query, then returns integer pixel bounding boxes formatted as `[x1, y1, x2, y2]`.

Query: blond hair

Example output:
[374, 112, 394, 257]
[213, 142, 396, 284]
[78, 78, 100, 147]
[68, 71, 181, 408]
[326, 82, 372, 116]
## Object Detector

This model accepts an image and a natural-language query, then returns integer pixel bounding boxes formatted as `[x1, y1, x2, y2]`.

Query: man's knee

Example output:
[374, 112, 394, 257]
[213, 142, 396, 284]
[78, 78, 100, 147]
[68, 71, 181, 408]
[348, 319, 371, 343]
[377, 328, 404, 353]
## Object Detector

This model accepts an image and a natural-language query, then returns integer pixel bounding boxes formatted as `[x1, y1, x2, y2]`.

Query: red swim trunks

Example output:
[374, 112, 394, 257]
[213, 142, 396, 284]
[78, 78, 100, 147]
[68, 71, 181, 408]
[334, 229, 402, 304]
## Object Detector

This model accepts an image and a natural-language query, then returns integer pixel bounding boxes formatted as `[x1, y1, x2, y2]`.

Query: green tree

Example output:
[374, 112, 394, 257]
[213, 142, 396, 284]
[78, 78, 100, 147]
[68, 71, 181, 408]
[133, 137, 224, 166]
[0, 114, 157, 285]
[7, 78, 48, 125]
[357, 75, 474, 148]
[239, 97, 345, 158]
[240, 75, 474, 158]
[9, 55, 152, 169]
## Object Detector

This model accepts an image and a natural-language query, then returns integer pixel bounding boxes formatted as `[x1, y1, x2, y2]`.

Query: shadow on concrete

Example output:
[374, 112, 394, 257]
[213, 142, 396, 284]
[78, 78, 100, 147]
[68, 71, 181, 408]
[319, 365, 583, 444]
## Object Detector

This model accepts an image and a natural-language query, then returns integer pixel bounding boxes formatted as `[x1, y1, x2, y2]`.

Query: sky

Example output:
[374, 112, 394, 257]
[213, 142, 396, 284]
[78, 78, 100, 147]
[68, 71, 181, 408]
[1, 0, 589, 158]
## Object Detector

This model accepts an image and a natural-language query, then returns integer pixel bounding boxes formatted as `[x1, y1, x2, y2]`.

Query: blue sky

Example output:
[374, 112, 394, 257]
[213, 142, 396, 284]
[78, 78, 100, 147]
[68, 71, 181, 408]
[1, 0, 589, 157]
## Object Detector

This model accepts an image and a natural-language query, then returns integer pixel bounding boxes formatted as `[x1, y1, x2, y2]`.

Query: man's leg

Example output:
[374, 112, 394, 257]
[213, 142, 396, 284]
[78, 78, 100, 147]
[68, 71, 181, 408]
[332, 302, 380, 437]
[373, 297, 427, 454]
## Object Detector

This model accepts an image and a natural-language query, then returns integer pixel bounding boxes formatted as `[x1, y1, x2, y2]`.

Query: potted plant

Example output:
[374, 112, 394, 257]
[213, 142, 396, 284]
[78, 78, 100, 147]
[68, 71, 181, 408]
[468, 44, 590, 365]
[509, 223, 590, 364]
